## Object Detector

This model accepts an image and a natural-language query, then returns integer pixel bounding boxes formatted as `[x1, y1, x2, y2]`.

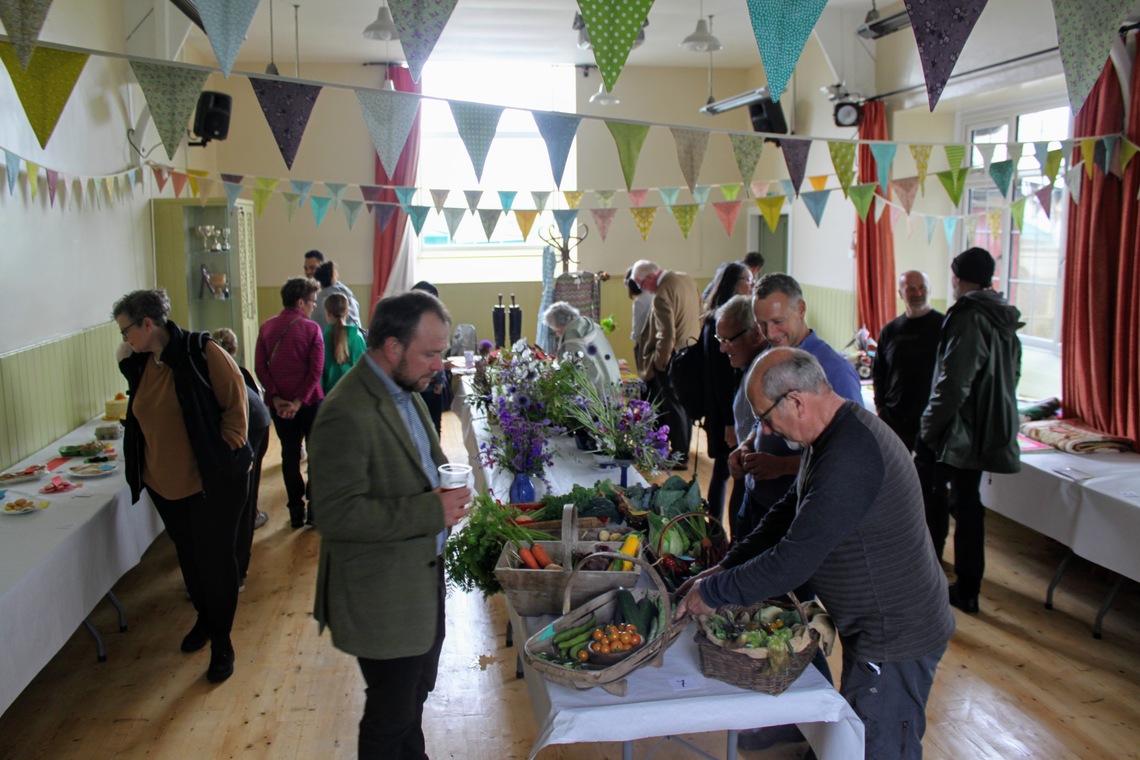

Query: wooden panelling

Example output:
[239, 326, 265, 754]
[0, 322, 122, 471]
[800, 282, 858, 349]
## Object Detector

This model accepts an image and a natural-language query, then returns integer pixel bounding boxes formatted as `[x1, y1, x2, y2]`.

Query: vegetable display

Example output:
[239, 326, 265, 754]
[535, 589, 663, 670]
[699, 607, 805, 673]
[445, 493, 555, 597]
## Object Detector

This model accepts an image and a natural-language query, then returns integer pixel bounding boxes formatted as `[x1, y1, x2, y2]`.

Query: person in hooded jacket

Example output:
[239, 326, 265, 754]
[543, 301, 621, 392]
[919, 247, 1022, 615]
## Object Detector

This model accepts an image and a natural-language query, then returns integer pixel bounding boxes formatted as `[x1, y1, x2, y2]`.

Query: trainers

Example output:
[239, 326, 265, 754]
[253, 511, 269, 530]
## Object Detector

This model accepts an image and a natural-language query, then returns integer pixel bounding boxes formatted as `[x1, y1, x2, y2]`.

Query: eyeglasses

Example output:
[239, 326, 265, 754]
[756, 390, 796, 426]
[119, 322, 138, 338]
[715, 327, 748, 345]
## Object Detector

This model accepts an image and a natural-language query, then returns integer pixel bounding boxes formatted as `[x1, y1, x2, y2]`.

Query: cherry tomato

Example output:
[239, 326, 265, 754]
[592, 629, 604, 640]
[619, 632, 632, 645]
[577, 650, 589, 662]
[630, 633, 643, 647]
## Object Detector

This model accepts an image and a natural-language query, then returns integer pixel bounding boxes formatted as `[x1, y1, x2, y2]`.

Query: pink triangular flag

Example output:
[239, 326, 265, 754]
[1035, 184, 1053, 219]
[589, 207, 618, 242]
[628, 189, 648, 207]
[712, 200, 743, 236]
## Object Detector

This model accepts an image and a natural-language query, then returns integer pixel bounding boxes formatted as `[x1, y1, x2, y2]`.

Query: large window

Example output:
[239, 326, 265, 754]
[414, 61, 576, 284]
[960, 103, 1071, 349]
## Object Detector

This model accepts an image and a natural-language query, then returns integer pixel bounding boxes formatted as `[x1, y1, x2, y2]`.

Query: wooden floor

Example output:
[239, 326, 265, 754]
[2, 413, 1140, 759]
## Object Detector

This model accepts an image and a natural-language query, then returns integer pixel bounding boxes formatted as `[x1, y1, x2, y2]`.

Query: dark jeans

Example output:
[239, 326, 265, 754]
[357, 564, 446, 760]
[914, 441, 950, 561]
[149, 484, 246, 642]
[840, 643, 946, 759]
[647, 374, 691, 461]
[726, 477, 745, 541]
[270, 401, 320, 509]
[946, 465, 985, 597]
[235, 424, 270, 579]
[706, 454, 730, 525]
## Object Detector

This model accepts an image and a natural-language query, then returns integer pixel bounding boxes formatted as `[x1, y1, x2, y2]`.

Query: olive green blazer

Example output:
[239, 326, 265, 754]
[309, 358, 447, 660]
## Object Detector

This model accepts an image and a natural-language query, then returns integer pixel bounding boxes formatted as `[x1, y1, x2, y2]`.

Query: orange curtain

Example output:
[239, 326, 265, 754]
[370, 65, 423, 311]
[1062, 42, 1140, 447]
[855, 100, 897, 338]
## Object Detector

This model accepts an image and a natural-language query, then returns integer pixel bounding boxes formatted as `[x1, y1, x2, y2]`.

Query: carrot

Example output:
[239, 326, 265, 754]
[530, 543, 553, 569]
[518, 544, 540, 569]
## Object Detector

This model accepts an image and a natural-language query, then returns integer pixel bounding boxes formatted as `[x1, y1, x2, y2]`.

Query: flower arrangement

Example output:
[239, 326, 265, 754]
[479, 393, 557, 476]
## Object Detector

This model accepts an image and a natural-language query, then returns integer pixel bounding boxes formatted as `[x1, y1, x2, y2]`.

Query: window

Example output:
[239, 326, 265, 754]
[414, 62, 577, 284]
[960, 103, 1071, 349]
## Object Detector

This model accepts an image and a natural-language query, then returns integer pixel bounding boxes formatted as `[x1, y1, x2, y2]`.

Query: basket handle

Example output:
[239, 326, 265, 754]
[655, 510, 727, 557]
[562, 550, 679, 639]
[559, 503, 578, 569]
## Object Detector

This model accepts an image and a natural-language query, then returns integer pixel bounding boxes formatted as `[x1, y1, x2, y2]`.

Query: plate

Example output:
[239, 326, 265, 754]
[3, 498, 49, 515]
[0, 465, 46, 484]
[68, 463, 119, 478]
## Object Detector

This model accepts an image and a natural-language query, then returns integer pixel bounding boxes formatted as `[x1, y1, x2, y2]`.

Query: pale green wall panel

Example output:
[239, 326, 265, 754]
[800, 284, 858, 350]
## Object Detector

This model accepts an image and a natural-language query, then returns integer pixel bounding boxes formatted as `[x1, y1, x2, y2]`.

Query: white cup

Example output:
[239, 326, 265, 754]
[463, 350, 475, 367]
[438, 463, 473, 490]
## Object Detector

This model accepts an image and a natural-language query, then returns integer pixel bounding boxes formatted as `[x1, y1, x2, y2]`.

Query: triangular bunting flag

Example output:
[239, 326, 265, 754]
[360, 185, 384, 204]
[606, 121, 650, 191]
[892, 176, 920, 214]
[514, 209, 538, 240]
[26, 161, 38, 200]
[1052, 0, 1137, 114]
[1121, 139, 1139, 171]
[594, 189, 617, 208]
[780, 138, 811, 195]
[310, 195, 331, 227]
[692, 185, 711, 205]
[986, 208, 1003, 239]
[1033, 141, 1051, 172]
[532, 191, 550, 211]
[658, 187, 680, 207]
[779, 179, 796, 198]
[1067, 163, 1084, 204]
[800, 189, 831, 227]
[195, 0, 258, 77]
[628, 189, 648, 207]
[196, 177, 216, 202]
[712, 200, 742, 235]
[497, 190, 517, 212]
[942, 216, 958, 247]
[406, 205, 431, 235]
[69, 176, 81, 208]
[430, 188, 450, 212]
[719, 183, 742, 201]
[750, 181, 770, 198]
[46, 168, 57, 206]
[906, 0, 988, 110]
[1099, 135, 1118, 176]
[450, 101, 503, 182]
[745, 0, 828, 101]
[924, 216, 938, 243]
[388, 0, 459, 83]
[1010, 197, 1027, 232]
[342, 199, 364, 230]
[975, 143, 996, 170]
[890, 204, 903, 230]
[186, 169, 207, 198]
[478, 208, 501, 240]
[249, 78, 322, 170]
[849, 183, 878, 221]
[373, 203, 398, 234]
[936, 168, 968, 206]
[873, 193, 887, 223]
[944, 144, 966, 171]
[1079, 137, 1097, 178]
[828, 141, 856, 197]
[910, 145, 932, 193]
[730, 133, 765, 187]
[357, 89, 421, 178]
[0, 43, 88, 148]
[553, 208, 579, 243]
[988, 159, 1015, 198]
[253, 187, 273, 216]
[755, 195, 785, 232]
[0, 0, 53, 69]
[869, 142, 897, 194]
[463, 190, 483, 213]
[282, 192, 301, 221]
[443, 207, 465, 240]
[629, 206, 657, 241]
[6, 150, 21, 194]
[1035, 184, 1054, 219]
[130, 61, 209, 161]
[170, 171, 188, 199]
[289, 179, 312, 206]
[395, 186, 417, 208]
[670, 128, 708, 193]
[589, 207, 618, 241]
[532, 111, 580, 189]
[563, 190, 584, 209]
[1044, 148, 1063, 184]
[671, 204, 699, 239]
[578, 0, 655, 92]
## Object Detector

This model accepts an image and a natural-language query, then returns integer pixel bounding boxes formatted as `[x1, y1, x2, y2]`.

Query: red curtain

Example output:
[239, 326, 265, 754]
[370, 65, 423, 310]
[855, 100, 897, 338]
[1062, 42, 1140, 447]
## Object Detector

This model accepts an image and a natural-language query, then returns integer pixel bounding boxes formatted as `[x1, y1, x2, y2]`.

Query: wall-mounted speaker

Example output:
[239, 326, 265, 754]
[192, 91, 232, 143]
[747, 97, 788, 139]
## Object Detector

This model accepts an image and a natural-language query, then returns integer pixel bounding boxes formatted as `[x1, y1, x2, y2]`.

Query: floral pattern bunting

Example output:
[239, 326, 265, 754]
[589, 207, 617, 241]
[0, 0, 53, 69]
[357, 89, 421, 178]
[730, 133, 765, 188]
[0, 43, 88, 148]
[249, 78, 322, 170]
[1051, 0, 1137, 114]
[905, 0, 989, 110]
[828, 141, 856, 197]
[780, 138, 811, 196]
[712, 200, 742, 235]
[196, 0, 259, 78]
[671, 204, 698, 239]
[671, 128, 708, 193]
[910, 145, 933, 193]
[532, 112, 580, 189]
[630, 206, 657, 240]
[746, 0, 828, 102]
[388, 0, 459, 83]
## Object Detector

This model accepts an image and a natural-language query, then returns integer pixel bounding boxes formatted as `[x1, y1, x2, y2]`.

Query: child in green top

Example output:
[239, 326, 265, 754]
[321, 293, 367, 394]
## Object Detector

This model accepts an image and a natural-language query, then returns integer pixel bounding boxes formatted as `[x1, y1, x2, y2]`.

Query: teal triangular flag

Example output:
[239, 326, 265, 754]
[342, 199, 363, 230]
[4, 150, 18, 194]
[1034, 141, 1051, 173]
[497, 190, 517, 212]
[357, 89, 421, 178]
[450, 101, 503, 182]
[746, 0, 828, 101]
[223, 181, 243, 209]
[692, 185, 711, 206]
[779, 179, 796, 198]
[532, 112, 580, 189]
[325, 183, 347, 209]
[406, 205, 431, 235]
[942, 216, 958, 247]
[443, 207, 465, 240]
[395, 186, 417, 207]
[310, 196, 331, 227]
[1100, 136, 1118, 175]
[463, 190, 483, 214]
[800, 189, 832, 227]
[925, 216, 938, 243]
[196, 0, 259, 77]
[869, 143, 897, 194]
[658, 187, 680, 207]
[553, 209, 579, 243]
[290, 179, 313, 206]
[478, 208, 501, 240]
[988, 159, 1015, 198]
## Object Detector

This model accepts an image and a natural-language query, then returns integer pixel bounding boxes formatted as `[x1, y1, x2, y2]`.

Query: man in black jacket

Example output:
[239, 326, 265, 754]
[920, 247, 1022, 614]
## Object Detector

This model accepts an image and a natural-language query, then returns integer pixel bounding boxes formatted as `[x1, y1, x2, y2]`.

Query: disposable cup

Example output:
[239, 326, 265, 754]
[438, 463, 472, 490]
[463, 350, 475, 367]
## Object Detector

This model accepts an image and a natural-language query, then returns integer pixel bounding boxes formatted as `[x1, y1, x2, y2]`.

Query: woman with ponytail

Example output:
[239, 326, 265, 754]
[321, 293, 366, 394]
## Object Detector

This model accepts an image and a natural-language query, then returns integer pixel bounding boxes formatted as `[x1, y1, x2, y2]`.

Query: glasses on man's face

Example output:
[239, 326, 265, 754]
[119, 322, 137, 338]
[756, 390, 795, 427]
[715, 327, 748, 345]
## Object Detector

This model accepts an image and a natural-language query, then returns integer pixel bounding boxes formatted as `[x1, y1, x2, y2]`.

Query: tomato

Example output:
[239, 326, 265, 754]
[629, 633, 642, 647]
[619, 632, 632, 645]
[598, 643, 611, 654]
[605, 625, 618, 636]
[577, 650, 589, 662]
[626, 624, 637, 633]
[592, 629, 604, 640]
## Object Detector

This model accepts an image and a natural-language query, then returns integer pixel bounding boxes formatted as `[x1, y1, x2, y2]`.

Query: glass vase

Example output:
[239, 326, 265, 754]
[612, 458, 634, 488]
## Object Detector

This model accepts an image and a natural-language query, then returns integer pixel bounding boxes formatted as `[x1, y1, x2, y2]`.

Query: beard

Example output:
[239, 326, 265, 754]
[393, 356, 433, 392]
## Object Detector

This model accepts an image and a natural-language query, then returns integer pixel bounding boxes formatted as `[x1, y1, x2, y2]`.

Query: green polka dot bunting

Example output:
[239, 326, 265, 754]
[578, 0, 656, 93]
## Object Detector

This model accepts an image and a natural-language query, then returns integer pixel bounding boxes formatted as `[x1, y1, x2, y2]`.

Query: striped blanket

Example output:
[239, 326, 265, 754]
[1020, 419, 1135, 454]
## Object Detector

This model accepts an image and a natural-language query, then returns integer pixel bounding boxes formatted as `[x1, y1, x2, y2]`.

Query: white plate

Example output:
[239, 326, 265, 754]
[68, 463, 119, 478]
[2, 500, 48, 515]
[0, 467, 46, 485]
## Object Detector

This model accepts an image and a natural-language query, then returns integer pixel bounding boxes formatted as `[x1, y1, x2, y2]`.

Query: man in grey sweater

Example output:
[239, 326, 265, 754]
[676, 347, 955, 759]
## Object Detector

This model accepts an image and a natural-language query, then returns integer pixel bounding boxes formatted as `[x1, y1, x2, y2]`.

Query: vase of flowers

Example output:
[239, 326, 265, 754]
[508, 472, 536, 502]
[479, 394, 556, 503]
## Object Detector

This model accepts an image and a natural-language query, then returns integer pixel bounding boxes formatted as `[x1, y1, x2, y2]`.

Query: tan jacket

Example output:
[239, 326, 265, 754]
[639, 270, 702, 381]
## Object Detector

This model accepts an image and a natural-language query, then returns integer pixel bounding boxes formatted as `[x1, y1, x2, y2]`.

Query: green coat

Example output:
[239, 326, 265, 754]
[309, 358, 447, 660]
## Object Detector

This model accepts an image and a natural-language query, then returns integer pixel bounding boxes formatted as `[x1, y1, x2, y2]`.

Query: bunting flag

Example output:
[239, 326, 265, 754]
[252, 188, 273, 216]
[359, 184, 383, 204]
[406, 205, 431, 235]
[1079, 137, 1097, 178]
[1099, 135, 1118, 176]
[944, 144, 966, 171]
[450, 102, 503, 182]
[1121, 139, 1139, 171]
[606, 121, 650, 191]
[692, 185, 711, 206]
[750, 181, 770, 198]
[1066, 163, 1084, 204]
[170, 171, 188, 199]
[869, 143, 897, 194]
[532, 112, 580, 189]
[986, 208, 1003, 239]
[873, 192, 887, 223]
[1033, 141, 1051, 173]
[848, 183, 878, 221]
[719, 183, 742, 201]
[531, 190, 550, 211]
[289, 179, 312, 206]
[975, 143, 996, 170]
[373, 203, 397, 234]
[730, 133, 765, 187]
[342, 199, 364, 229]
[755, 195, 785, 232]
[989, 159, 1015, 197]
[5, 149, 20, 193]
[282, 191, 301, 220]
[463, 190, 483, 213]
[186, 169, 208, 198]
[478, 208, 501, 240]
[906, 0, 989, 110]
[553, 208, 580, 243]
[578, 0, 656, 92]
[0, 43, 88, 149]
[1008, 142, 1023, 168]
[589, 207, 618, 241]
[712, 200, 742, 235]
[25, 160, 37, 200]
[594, 189, 616, 208]
[942, 216, 958, 247]
[1010, 197, 1027, 232]
[910, 145, 932, 193]
[357, 89, 421, 178]
[310, 195, 331, 227]
[671, 128, 708, 193]
[429, 188, 450, 211]
[388, 0, 458, 83]
[325, 182, 347, 209]
[936, 168, 968, 206]
[1035, 183, 1053, 218]
[628, 188, 648, 206]
[195, 0, 258, 77]
[1044, 148, 1063, 184]
[808, 175, 828, 191]
[828, 141, 856, 197]
[745, 0, 828, 102]
[780, 138, 811, 196]
[800, 189, 831, 227]
[889, 204, 903, 230]
[657, 187, 680, 207]
[443, 207, 465, 240]
[924, 216, 938, 243]
[963, 214, 979, 241]
[671, 204, 698, 239]
[514, 209, 538, 240]
[892, 176, 920, 215]
[395, 186, 417, 207]
[129, 61, 208, 161]
[497, 190, 517, 212]
[779, 179, 796, 198]
[563, 190, 585, 209]
[0, 0, 53, 69]
[70, 176, 81, 208]
[45, 168, 57, 205]
[629, 206, 657, 241]
[249, 78, 322, 170]
[1052, 0, 1137, 114]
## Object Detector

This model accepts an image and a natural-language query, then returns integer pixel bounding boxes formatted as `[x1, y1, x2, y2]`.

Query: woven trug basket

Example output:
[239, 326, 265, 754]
[693, 594, 819, 696]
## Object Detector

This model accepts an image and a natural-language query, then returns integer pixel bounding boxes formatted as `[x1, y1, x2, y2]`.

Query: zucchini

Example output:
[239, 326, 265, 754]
[616, 589, 639, 630]
[552, 613, 596, 645]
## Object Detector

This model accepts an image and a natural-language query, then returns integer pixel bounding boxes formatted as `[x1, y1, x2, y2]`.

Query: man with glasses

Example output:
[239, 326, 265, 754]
[676, 348, 955, 760]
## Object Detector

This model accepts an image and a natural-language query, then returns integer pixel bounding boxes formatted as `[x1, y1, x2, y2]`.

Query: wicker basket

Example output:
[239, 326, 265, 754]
[494, 505, 641, 616]
[523, 551, 684, 697]
[693, 593, 819, 696]
[646, 511, 730, 592]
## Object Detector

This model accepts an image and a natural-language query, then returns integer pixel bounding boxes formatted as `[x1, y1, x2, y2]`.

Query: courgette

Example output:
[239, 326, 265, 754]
[552, 613, 596, 645]
[616, 589, 640, 630]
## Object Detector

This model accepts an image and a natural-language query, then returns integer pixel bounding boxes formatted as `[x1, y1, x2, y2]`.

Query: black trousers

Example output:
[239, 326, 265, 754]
[647, 374, 691, 460]
[149, 483, 246, 642]
[945, 465, 985, 597]
[235, 424, 270, 579]
[356, 564, 446, 760]
[914, 441, 950, 561]
[270, 401, 320, 509]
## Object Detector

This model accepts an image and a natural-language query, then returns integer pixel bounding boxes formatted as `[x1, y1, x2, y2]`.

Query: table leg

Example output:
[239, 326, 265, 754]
[506, 618, 513, 647]
[1045, 549, 1075, 610]
[82, 619, 107, 663]
[726, 729, 738, 760]
[106, 591, 127, 632]
[623, 740, 633, 760]
[1093, 576, 1125, 640]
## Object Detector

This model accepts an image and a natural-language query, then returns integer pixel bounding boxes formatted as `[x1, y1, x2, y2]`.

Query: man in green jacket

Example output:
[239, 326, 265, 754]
[309, 290, 472, 759]
[920, 247, 1022, 614]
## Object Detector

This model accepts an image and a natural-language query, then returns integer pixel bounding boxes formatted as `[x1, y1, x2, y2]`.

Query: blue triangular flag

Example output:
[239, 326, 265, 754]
[532, 112, 580, 189]
[196, 0, 259, 77]
[342, 199, 364, 230]
[800, 189, 832, 227]
[497, 190, 517, 212]
[553, 209, 579, 244]
[310, 196, 331, 227]
[942, 216, 958, 247]
[290, 179, 313, 206]
[443, 207, 465, 240]
[406, 205, 431, 235]
[395, 186, 417, 207]
[869, 143, 897, 194]
[373, 203, 397, 233]
[325, 183, 347, 209]
[532, 191, 550, 211]
[658, 187, 680, 207]
[925, 216, 938, 243]
[692, 185, 711, 206]
[450, 101, 504, 182]
[223, 181, 244, 209]
[5, 150, 20, 194]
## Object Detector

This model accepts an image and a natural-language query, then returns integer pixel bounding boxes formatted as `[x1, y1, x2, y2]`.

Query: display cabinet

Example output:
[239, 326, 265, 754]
[151, 198, 259, 368]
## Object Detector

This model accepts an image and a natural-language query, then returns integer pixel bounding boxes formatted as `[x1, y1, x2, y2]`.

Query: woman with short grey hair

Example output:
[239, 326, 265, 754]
[543, 301, 621, 392]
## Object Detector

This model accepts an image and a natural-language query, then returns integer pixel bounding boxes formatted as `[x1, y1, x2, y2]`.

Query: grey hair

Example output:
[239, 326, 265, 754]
[753, 273, 804, 306]
[543, 302, 580, 330]
[210, 327, 238, 356]
[898, 270, 930, 289]
[631, 259, 660, 282]
[759, 347, 831, 399]
[715, 294, 757, 330]
[112, 288, 171, 327]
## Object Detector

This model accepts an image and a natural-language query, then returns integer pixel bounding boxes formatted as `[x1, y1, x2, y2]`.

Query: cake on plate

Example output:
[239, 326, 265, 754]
[104, 393, 128, 421]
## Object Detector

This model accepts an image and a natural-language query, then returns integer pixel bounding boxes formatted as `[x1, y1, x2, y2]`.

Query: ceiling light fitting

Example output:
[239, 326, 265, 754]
[589, 83, 620, 106]
[856, 0, 911, 41]
[363, 2, 397, 41]
[700, 87, 772, 115]
[833, 100, 864, 127]
[266, 0, 279, 75]
[681, 0, 722, 52]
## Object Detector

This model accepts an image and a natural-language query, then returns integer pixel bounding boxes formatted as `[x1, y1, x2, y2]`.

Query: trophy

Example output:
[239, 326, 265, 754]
[195, 225, 214, 253]
[220, 227, 231, 251]
[209, 227, 223, 252]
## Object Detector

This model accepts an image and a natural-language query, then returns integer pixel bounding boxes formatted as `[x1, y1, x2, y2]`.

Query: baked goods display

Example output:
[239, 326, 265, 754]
[103, 392, 128, 421]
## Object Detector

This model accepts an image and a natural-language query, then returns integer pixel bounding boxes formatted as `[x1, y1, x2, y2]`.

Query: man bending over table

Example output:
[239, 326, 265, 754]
[675, 347, 954, 760]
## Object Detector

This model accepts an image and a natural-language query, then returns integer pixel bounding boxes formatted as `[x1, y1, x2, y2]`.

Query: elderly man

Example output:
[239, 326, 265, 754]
[309, 290, 472, 760]
[920, 247, 1021, 614]
[676, 348, 955, 760]
[543, 301, 621, 392]
[631, 259, 702, 467]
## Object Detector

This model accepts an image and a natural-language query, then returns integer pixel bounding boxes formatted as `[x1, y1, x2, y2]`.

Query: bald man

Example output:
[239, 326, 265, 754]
[676, 347, 954, 760]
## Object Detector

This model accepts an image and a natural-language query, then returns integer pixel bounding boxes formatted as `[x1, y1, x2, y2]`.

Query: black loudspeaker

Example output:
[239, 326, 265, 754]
[748, 97, 788, 137]
[193, 91, 232, 142]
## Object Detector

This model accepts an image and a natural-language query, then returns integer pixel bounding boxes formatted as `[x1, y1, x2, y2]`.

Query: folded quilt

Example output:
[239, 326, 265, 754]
[1020, 419, 1135, 454]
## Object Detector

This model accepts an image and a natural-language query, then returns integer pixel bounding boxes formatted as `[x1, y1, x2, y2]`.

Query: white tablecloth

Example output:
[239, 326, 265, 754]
[0, 418, 163, 717]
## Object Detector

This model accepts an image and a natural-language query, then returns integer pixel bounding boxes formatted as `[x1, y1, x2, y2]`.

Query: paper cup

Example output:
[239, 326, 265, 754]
[463, 350, 475, 367]
[438, 463, 472, 490]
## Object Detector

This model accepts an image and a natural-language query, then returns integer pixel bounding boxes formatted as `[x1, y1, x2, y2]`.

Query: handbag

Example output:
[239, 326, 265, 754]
[666, 338, 705, 421]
